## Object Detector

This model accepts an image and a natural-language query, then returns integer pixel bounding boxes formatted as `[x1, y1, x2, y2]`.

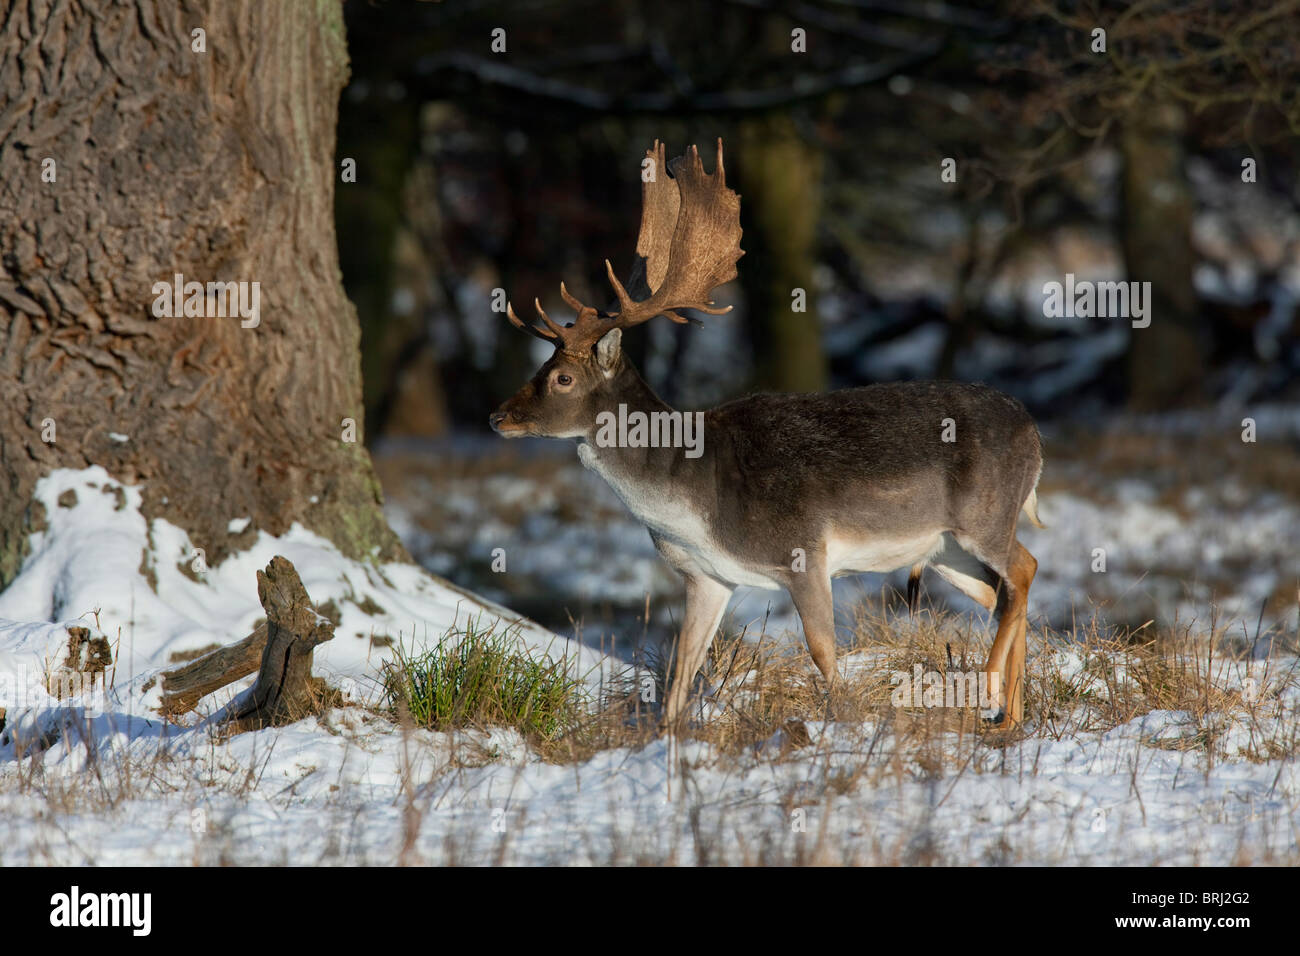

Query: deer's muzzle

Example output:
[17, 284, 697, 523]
[489, 406, 529, 436]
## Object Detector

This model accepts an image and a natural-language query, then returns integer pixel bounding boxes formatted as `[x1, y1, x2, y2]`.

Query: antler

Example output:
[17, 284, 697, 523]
[504, 139, 743, 355]
[505, 297, 566, 343]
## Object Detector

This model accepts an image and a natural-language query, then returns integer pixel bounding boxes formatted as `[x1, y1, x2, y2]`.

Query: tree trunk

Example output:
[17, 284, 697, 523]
[1120, 103, 1205, 410]
[737, 115, 828, 394]
[0, 0, 406, 589]
[333, 12, 425, 438]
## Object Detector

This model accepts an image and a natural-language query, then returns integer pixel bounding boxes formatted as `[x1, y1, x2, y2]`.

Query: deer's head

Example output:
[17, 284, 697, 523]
[490, 140, 743, 440]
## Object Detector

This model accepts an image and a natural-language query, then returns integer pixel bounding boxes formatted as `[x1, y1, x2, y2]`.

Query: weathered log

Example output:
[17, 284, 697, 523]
[156, 556, 335, 734]
[159, 622, 268, 717]
[219, 556, 336, 734]
[43, 624, 114, 702]
[62, 625, 113, 675]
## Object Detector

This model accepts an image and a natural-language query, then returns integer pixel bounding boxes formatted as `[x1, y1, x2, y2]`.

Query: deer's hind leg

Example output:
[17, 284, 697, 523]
[925, 534, 1002, 716]
[1002, 540, 1036, 724]
[787, 571, 837, 685]
[784, 556, 841, 719]
[976, 539, 1036, 727]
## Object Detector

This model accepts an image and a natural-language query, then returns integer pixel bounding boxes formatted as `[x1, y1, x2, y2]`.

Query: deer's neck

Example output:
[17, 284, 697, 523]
[575, 364, 716, 533]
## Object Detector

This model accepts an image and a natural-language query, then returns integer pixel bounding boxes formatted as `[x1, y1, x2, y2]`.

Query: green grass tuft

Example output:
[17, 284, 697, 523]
[382, 616, 585, 739]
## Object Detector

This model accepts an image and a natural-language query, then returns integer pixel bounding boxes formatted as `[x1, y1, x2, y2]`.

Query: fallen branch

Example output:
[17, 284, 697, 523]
[157, 555, 336, 735]
[160, 622, 267, 717]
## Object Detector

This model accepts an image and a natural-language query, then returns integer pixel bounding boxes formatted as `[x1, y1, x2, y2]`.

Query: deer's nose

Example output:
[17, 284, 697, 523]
[489, 410, 507, 431]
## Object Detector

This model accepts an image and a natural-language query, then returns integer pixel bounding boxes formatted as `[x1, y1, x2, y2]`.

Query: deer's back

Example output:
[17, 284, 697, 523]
[704, 382, 1041, 556]
[713, 382, 1036, 475]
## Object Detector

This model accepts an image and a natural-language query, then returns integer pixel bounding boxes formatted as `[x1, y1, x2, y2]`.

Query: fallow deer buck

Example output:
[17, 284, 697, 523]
[491, 140, 1044, 730]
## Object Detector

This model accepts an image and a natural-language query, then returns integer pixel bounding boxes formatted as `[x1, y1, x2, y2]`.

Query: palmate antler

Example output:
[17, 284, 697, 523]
[506, 139, 744, 355]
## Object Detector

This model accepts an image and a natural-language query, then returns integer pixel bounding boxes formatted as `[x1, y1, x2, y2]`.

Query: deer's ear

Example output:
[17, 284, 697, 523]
[594, 328, 622, 373]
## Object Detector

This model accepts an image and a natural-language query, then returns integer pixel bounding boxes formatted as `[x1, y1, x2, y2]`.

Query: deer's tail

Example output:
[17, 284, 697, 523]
[1021, 487, 1046, 529]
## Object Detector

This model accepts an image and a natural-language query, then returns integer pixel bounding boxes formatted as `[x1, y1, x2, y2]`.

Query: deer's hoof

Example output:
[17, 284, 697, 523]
[980, 706, 1006, 726]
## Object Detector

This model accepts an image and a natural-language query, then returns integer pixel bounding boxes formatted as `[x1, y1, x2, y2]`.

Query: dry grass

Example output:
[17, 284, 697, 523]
[3, 593, 1297, 865]
[516, 594, 1300, 774]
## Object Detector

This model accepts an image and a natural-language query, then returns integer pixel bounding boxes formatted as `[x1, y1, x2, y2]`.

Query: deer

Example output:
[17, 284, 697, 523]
[490, 140, 1044, 731]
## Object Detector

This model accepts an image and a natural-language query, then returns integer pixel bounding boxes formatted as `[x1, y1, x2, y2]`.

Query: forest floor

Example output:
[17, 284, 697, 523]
[0, 406, 1297, 865]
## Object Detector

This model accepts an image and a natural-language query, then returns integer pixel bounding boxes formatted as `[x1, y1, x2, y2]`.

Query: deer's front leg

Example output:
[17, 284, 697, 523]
[661, 573, 733, 731]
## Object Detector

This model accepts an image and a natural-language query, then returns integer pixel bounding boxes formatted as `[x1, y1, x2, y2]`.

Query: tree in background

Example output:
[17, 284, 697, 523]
[337, 0, 952, 428]
[987, 0, 1300, 409]
[337, 0, 1300, 435]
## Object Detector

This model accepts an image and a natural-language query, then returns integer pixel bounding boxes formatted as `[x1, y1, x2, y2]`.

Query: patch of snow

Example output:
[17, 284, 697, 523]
[0, 467, 613, 735]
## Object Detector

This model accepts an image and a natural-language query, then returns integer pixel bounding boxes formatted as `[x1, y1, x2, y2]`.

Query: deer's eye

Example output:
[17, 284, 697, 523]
[555, 373, 573, 387]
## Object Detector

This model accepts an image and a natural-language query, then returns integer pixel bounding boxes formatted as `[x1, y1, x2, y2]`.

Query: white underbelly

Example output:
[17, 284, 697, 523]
[578, 446, 787, 590]
[686, 543, 784, 589]
[585, 472, 778, 588]
[644, 508, 783, 590]
[827, 532, 942, 575]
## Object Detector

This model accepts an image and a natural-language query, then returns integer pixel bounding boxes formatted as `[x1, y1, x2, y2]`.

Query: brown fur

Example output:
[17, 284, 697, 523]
[492, 139, 1040, 730]
[494, 346, 1042, 730]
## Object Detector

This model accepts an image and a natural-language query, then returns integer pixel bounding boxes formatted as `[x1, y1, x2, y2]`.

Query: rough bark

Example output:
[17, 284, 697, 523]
[0, 0, 406, 589]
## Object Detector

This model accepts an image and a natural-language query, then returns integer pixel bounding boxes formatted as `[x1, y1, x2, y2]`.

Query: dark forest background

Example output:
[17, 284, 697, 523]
[335, 0, 1300, 444]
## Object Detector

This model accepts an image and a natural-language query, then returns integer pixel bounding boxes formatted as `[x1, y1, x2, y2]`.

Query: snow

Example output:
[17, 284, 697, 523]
[1, 701, 1295, 865]
[1, 463, 1297, 865]
[0, 467, 611, 756]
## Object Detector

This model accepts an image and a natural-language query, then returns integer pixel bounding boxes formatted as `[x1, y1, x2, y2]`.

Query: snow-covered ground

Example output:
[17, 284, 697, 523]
[0, 466, 609, 703]
[3, 704, 1297, 865]
[1, 407, 1298, 864]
